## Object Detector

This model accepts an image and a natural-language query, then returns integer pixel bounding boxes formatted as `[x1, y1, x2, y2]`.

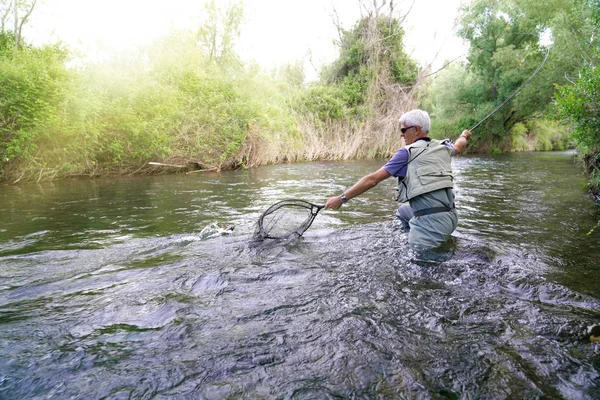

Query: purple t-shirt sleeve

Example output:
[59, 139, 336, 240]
[383, 148, 409, 178]
[443, 139, 457, 155]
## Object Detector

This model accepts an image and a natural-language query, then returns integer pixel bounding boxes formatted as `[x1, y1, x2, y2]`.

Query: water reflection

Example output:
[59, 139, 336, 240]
[1, 152, 599, 398]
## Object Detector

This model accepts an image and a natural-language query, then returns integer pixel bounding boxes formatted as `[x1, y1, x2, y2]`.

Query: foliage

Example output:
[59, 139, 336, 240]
[510, 123, 530, 151]
[507, 120, 569, 152]
[421, 0, 600, 154]
[0, 34, 72, 179]
[556, 65, 600, 193]
[325, 15, 417, 86]
[0, 1, 305, 181]
[553, 0, 600, 194]
[17, 1, 600, 182]
[196, 0, 243, 69]
[300, 84, 349, 123]
[556, 66, 600, 153]
[452, 0, 554, 148]
[294, 10, 420, 160]
[528, 119, 570, 151]
[313, 14, 417, 123]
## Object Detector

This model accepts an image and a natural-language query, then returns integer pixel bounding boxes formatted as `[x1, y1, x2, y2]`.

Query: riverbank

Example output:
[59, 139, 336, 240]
[1, 142, 583, 185]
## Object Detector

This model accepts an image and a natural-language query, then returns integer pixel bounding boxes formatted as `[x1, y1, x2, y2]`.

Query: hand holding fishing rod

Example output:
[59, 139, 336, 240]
[454, 129, 472, 153]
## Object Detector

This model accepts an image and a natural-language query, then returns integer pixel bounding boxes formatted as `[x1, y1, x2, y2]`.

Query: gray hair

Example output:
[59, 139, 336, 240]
[399, 109, 430, 133]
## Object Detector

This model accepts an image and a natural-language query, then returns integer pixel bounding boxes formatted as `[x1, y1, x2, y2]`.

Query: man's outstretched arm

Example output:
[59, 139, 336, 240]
[325, 168, 392, 209]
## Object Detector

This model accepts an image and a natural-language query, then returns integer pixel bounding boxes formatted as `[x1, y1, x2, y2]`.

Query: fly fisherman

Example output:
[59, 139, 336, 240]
[325, 109, 471, 249]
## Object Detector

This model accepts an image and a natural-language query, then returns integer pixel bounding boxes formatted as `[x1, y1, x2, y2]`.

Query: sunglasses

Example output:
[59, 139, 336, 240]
[400, 126, 416, 134]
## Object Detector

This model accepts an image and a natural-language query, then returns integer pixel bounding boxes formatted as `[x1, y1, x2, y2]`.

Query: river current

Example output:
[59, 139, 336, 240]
[1, 151, 599, 399]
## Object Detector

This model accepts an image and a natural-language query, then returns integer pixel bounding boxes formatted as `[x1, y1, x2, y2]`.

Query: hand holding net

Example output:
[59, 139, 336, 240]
[252, 200, 325, 241]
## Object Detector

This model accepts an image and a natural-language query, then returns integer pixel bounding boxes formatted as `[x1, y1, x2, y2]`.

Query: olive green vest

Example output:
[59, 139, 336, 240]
[396, 139, 454, 203]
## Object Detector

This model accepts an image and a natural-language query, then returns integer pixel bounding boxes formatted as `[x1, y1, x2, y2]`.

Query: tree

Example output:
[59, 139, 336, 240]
[456, 0, 550, 142]
[554, 0, 600, 194]
[196, 0, 243, 67]
[422, 0, 596, 151]
[0, 0, 37, 48]
[297, 0, 421, 159]
[318, 1, 418, 119]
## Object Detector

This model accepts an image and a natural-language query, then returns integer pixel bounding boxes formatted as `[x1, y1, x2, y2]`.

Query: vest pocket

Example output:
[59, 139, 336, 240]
[416, 166, 453, 186]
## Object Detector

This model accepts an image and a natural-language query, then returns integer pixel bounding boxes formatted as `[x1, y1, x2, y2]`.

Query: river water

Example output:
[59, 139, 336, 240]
[1, 151, 599, 399]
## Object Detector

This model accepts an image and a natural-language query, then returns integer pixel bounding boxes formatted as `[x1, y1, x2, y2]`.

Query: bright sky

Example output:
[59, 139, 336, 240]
[30, 0, 468, 78]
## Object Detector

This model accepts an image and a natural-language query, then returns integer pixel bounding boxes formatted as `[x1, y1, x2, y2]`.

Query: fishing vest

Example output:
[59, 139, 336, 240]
[396, 139, 454, 203]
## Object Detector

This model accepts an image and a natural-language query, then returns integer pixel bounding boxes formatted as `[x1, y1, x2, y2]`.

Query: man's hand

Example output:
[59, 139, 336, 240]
[454, 130, 472, 153]
[325, 195, 343, 210]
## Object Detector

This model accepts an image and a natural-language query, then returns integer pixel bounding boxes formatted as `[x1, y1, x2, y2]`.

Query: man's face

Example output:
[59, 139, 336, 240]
[400, 123, 420, 145]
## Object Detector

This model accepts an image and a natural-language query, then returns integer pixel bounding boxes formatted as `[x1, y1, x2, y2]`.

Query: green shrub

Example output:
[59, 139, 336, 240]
[528, 120, 569, 152]
[511, 123, 530, 151]
[556, 65, 600, 153]
[0, 38, 72, 178]
[299, 84, 348, 122]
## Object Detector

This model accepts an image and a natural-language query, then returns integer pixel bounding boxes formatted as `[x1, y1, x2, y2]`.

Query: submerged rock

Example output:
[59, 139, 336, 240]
[199, 222, 234, 239]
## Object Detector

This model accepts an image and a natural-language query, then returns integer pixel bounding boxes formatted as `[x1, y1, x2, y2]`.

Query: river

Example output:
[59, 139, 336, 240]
[1, 151, 599, 399]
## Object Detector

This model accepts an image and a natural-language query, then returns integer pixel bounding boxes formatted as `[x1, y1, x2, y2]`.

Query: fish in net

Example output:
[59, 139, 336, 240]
[252, 200, 325, 242]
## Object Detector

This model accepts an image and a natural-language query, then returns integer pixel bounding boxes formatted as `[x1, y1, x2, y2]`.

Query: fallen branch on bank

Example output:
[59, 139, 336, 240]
[148, 162, 186, 168]
[186, 167, 219, 174]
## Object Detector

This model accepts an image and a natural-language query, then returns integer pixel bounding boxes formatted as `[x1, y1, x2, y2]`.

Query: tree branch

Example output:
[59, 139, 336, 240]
[399, 0, 415, 24]
[420, 54, 466, 78]
[16, 0, 37, 48]
[1, 1, 12, 33]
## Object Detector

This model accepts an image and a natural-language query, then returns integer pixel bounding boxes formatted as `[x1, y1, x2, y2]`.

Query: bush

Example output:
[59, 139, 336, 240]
[0, 37, 72, 179]
[556, 65, 600, 153]
[511, 123, 530, 151]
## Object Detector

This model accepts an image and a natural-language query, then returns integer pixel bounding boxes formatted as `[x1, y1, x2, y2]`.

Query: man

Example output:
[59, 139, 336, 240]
[325, 109, 471, 249]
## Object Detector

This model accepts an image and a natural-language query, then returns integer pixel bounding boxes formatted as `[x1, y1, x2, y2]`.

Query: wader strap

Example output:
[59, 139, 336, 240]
[413, 206, 453, 217]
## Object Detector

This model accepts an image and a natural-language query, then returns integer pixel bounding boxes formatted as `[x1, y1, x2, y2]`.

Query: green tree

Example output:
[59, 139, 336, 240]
[0, 0, 37, 49]
[425, 0, 596, 151]
[455, 0, 551, 146]
[196, 0, 243, 68]
[0, 37, 72, 179]
[293, 2, 420, 160]
[554, 0, 600, 194]
[303, 7, 418, 128]
[322, 11, 418, 107]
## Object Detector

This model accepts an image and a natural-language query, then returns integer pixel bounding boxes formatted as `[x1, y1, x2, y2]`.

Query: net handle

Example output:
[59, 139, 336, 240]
[311, 204, 326, 214]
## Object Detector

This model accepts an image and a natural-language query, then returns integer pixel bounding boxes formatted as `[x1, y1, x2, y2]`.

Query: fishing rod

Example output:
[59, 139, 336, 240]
[469, 46, 551, 132]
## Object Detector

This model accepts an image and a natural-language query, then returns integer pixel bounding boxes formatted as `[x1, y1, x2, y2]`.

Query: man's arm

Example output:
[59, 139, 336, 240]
[325, 167, 392, 209]
[453, 130, 472, 154]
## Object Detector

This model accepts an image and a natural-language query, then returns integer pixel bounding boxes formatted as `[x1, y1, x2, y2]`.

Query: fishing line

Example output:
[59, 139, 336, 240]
[469, 47, 551, 131]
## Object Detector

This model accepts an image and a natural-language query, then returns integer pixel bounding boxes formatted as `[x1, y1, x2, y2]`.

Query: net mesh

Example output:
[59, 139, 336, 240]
[252, 200, 324, 241]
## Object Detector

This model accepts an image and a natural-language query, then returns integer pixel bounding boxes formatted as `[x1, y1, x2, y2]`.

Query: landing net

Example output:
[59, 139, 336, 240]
[252, 200, 324, 241]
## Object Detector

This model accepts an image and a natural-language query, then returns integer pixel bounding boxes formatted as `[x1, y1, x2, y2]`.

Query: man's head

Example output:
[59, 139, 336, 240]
[399, 109, 430, 145]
